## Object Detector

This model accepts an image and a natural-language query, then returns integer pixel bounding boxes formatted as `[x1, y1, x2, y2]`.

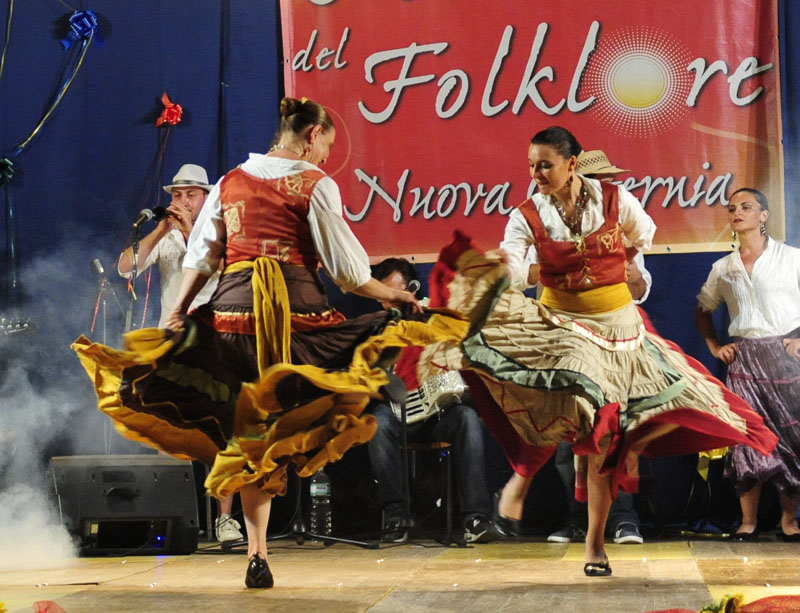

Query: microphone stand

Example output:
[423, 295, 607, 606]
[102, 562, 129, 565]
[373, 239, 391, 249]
[124, 209, 159, 332]
[90, 258, 125, 453]
[262, 465, 380, 550]
[93, 269, 124, 343]
[400, 395, 413, 538]
[218, 463, 380, 552]
[123, 227, 142, 333]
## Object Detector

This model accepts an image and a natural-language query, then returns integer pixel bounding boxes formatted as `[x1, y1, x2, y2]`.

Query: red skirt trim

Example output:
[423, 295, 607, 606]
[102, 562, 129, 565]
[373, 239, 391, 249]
[211, 309, 347, 337]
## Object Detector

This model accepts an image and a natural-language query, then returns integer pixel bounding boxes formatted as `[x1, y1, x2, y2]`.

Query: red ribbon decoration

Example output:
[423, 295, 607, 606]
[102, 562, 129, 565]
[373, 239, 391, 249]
[155, 92, 182, 127]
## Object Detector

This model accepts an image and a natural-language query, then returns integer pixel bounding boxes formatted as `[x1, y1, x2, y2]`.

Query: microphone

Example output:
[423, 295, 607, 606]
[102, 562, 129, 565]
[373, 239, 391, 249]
[406, 279, 421, 295]
[132, 208, 154, 229]
[90, 257, 123, 310]
[132, 206, 168, 230]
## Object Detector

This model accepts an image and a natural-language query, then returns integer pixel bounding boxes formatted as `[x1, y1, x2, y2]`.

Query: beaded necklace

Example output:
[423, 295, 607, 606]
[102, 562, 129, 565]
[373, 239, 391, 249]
[549, 181, 590, 235]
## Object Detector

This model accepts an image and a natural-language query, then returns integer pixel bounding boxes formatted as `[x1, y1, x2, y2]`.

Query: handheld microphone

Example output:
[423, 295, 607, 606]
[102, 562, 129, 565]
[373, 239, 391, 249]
[132, 206, 168, 230]
[132, 208, 154, 229]
[406, 279, 421, 294]
[92, 258, 105, 276]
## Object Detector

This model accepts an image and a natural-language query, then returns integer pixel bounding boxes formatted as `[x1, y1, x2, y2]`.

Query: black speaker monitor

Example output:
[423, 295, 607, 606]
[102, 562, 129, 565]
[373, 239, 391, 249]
[48, 454, 199, 555]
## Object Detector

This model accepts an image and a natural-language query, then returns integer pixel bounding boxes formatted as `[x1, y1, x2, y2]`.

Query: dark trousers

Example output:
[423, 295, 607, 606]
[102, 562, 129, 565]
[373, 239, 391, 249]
[367, 401, 492, 522]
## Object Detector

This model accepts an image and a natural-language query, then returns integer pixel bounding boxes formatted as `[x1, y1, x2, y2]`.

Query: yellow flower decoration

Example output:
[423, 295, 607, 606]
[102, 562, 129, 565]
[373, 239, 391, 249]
[699, 593, 744, 612]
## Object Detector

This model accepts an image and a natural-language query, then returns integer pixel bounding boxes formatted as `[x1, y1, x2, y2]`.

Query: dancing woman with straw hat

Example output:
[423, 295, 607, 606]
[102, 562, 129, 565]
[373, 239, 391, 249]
[401, 126, 778, 577]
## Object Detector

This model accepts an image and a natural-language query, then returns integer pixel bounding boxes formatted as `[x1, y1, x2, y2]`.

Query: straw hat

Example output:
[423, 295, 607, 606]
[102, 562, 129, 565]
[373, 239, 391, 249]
[163, 164, 212, 194]
[576, 150, 629, 176]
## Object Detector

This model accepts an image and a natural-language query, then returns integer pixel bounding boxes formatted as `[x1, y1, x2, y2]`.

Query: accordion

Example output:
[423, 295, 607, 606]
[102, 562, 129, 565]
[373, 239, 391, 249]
[391, 371, 469, 425]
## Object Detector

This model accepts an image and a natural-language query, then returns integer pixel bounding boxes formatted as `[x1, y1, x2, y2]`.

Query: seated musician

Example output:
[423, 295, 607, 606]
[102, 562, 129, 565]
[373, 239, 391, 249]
[366, 257, 497, 543]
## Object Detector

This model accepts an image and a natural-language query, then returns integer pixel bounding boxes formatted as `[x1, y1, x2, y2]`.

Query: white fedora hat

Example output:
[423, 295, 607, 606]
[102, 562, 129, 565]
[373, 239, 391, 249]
[163, 164, 212, 194]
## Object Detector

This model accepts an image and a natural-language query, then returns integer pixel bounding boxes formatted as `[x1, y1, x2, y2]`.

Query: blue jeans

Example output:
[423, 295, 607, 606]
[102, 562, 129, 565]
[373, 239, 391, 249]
[367, 401, 492, 521]
[554, 440, 640, 532]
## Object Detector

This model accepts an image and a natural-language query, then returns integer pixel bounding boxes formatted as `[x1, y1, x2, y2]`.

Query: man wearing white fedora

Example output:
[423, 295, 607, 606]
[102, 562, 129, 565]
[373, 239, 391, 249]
[118, 164, 220, 328]
[118, 163, 243, 545]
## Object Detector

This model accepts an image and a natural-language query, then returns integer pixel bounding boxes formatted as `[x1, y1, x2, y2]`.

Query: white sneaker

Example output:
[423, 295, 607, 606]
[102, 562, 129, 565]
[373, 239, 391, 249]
[215, 514, 243, 543]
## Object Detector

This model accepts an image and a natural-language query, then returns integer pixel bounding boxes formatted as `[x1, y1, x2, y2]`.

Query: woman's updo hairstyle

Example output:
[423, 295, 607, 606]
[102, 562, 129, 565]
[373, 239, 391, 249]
[730, 187, 769, 212]
[279, 96, 334, 137]
[531, 126, 582, 160]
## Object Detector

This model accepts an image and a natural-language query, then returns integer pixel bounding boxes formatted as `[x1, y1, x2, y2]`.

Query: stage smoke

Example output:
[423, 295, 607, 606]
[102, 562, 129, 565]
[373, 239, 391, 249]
[0, 483, 76, 570]
[0, 234, 128, 569]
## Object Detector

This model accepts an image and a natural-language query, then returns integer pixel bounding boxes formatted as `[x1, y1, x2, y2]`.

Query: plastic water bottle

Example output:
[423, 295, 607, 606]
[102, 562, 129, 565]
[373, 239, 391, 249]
[309, 468, 332, 538]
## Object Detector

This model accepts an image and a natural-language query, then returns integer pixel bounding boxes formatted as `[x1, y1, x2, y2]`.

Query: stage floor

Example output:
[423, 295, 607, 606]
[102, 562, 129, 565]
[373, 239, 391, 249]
[3, 538, 800, 612]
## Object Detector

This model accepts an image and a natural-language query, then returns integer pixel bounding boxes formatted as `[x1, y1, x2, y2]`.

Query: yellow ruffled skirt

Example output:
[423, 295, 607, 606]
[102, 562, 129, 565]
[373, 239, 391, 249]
[72, 313, 467, 498]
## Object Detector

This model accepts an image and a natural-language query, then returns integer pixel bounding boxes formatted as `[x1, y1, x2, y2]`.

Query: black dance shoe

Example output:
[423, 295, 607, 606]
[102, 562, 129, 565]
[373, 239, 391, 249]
[491, 490, 521, 538]
[245, 553, 274, 588]
[729, 530, 759, 542]
[583, 555, 612, 577]
[779, 530, 800, 543]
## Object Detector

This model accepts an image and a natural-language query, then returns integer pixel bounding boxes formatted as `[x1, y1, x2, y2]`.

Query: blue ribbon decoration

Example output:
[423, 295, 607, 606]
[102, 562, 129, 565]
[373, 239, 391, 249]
[8, 10, 102, 156]
[61, 10, 105, 50]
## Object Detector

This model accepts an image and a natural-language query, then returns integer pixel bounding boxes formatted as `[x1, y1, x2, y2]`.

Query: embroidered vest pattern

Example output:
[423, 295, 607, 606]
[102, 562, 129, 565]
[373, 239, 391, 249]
[517, 182, 628, 291]
[220, 168, 325, 269]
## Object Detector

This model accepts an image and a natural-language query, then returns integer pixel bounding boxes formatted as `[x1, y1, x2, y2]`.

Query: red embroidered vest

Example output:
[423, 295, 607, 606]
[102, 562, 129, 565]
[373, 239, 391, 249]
[220, 168, 325, 269]
[517, 182, 627, 291]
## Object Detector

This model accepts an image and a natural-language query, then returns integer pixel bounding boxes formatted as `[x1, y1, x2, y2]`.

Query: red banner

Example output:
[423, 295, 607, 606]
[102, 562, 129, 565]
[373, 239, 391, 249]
[281, 0, 782, 259]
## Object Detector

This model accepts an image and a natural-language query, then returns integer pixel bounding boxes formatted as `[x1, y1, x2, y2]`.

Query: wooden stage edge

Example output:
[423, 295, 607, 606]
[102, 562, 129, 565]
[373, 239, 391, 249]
[2, 539, 800, 612]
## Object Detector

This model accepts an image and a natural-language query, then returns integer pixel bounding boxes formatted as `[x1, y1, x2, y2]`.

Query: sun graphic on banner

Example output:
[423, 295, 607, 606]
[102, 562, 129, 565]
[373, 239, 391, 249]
[582, 27, 693, 138]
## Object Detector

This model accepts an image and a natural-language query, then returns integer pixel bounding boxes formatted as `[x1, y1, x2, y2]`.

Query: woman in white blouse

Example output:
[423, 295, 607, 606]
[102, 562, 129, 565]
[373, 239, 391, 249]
[416, 126, 777, 578]
[75, 97, 421, 589]
[696, 187, 800, 542]
[165, 97, 422, 587]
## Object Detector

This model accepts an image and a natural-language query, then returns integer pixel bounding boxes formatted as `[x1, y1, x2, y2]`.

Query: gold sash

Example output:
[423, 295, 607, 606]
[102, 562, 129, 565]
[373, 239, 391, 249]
[541, 282, 632, 314]
[225, 258, 291, 373]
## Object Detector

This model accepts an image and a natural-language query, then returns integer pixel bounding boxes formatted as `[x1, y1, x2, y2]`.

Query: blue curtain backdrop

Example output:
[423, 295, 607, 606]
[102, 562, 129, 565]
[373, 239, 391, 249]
[0, 0, 280, 320]
[0, 0, 795, 529]
[780, 0, 799, 245]
[0, 0, 282, 462]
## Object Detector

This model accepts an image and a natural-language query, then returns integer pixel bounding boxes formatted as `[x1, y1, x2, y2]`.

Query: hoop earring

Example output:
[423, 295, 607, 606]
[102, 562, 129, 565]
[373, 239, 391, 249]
[731, 230, 737, 240]
[760, 222, 767, 237]
[301, 144, 311, 161]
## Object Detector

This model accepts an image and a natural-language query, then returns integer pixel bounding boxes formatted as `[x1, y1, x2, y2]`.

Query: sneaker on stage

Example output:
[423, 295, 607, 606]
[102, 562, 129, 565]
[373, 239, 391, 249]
[547, 524, 586, 543]
[613, 522, 644, 544]
[215, 513, 244, 543]
[381, 517, 409, 543]
[464, 514, 496, 543]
